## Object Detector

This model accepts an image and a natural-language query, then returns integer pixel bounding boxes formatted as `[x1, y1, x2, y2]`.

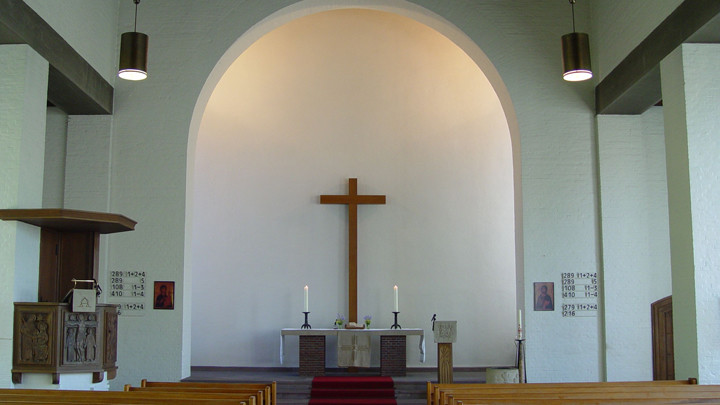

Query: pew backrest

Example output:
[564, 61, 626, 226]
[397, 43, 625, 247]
[139, 379, 276, 405]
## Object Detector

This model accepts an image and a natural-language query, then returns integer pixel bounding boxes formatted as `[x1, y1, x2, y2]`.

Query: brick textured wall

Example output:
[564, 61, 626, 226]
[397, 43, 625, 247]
[299, 335, 325, 376]
[380, 335, 406, 376]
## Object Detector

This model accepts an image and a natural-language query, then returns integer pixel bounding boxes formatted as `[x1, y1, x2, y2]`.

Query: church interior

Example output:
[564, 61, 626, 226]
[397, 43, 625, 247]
[1, 0, 720, 403]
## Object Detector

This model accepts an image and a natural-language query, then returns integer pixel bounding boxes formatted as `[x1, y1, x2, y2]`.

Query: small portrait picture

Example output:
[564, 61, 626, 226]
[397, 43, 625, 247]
[153, 281, 174, 310]
[534, 282, 554, 311]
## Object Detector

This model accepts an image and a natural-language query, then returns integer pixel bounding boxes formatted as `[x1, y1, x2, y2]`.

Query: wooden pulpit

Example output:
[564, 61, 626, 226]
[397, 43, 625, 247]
[12, 302, 118, 384]
[0, 209, 136, 385]
[434, 321, 457, 383]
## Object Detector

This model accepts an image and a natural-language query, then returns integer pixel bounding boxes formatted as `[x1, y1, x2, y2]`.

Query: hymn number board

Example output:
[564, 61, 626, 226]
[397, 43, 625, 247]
[561, 272, 598, 317]
[109, 270, 147, 316]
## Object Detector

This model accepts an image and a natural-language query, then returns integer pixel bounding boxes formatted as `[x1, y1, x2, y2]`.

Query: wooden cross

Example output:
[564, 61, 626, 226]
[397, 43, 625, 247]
[321, 178, 386, 322]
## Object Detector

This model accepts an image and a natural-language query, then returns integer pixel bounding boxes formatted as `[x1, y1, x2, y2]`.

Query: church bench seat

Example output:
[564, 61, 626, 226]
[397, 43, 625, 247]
[453, 400, 720, 405]
[427, 380, 717, 405]
[0, 388, 250, 404]
[125, 386, 265, 405]
[0, 400, 244, 405]
[427, 380, 696, 404]
[138, 379, 277, 405]
[445, 390, 720, 405]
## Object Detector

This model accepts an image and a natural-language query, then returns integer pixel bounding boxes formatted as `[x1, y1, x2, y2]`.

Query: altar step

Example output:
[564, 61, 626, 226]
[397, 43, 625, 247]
[185, 366, 486, 405]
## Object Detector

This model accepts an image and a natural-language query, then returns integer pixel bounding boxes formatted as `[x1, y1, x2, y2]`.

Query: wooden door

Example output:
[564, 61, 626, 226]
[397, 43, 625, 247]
[38, 229, 60, 302]
[652, 295, 674, 380]
[38, 229, 98, 302]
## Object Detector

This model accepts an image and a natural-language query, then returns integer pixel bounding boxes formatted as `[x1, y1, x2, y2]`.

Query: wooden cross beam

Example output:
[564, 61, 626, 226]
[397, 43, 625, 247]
[321, 178, 386, 322]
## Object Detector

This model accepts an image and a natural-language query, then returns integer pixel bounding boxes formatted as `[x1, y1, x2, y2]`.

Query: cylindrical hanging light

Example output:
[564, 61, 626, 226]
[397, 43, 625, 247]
[118, 0, 148, 81]
[561, 0, 592, 82]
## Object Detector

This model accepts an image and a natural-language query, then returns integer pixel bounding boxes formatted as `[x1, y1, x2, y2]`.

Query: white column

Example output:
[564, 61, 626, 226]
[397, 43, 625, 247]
[0, 45, 49, 388]
[661, 44, 720, 383]
[597, 109, 672, 381]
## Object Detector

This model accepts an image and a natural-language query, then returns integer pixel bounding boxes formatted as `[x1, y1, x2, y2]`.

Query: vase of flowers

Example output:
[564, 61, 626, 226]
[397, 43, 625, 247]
[364, 315, 372, 328]
[334, 313, 345, 329]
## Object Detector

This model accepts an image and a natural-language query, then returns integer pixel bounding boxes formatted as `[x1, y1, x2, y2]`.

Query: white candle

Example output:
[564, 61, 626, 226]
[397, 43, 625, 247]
[304, 285, 309, 312]
[517, 309, 523, 339]
[394, 285, 399, 312]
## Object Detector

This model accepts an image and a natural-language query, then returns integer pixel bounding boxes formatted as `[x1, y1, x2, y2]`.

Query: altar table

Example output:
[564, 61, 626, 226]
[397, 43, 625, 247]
[280, 328, 424, 376]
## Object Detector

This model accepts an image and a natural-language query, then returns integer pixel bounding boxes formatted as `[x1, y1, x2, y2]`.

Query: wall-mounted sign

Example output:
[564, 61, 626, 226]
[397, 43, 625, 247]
[561, 272, 598, 317]
[108, 270, 147, 316]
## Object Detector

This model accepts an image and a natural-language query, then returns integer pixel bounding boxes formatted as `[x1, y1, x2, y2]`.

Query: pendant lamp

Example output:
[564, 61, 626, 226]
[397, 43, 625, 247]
[118, 0, 148, 81]
[561, 0, 592, 82]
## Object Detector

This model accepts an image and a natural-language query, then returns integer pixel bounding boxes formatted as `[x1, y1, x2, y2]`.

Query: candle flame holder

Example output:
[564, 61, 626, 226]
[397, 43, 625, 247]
[390, 311, 401, 329]
[301, 311, 311, 329]
[515, 338, 526, 383]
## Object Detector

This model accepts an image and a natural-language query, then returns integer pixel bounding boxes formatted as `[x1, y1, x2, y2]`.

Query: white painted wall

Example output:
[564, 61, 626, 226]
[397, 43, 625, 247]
[192, 9, 516, 368]
[0, 0, 690, 387]
[597, 108, 672, 381]
[25, 0, 120, 84]
[43, 108, 67, 208]
[88, 0, 614, 384]
[64, 116, 114, 212]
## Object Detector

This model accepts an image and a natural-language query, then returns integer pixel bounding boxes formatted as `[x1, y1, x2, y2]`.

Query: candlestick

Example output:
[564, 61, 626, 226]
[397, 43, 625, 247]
[393, 285, 398, 312]
[301, 311, 311, 329]
[304, 285, 309, 312]
[391, 311, 401, 329]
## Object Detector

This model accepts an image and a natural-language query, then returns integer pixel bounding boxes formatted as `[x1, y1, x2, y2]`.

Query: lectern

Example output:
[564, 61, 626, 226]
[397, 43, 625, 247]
[433, 320, 457, 383]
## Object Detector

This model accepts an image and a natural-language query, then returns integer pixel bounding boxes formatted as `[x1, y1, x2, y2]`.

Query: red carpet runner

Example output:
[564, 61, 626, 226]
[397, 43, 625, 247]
[309, 376, 397, 405]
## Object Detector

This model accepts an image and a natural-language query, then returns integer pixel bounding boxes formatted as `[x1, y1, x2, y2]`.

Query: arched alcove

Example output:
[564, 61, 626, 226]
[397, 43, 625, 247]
[187, 4, 521, 368]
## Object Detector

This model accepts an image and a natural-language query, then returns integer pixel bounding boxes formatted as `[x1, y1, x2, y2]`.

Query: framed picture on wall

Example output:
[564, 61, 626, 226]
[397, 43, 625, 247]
[534, 282, 554, 311]
[153, 281, 175, 310]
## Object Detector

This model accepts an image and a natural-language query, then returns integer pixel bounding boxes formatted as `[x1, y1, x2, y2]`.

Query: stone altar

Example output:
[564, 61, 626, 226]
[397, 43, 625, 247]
[281, 328, 424, 376]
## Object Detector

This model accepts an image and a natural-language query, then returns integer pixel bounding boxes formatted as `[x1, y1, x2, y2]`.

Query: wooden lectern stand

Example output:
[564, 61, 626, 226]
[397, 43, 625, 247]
[434, 321, 457, 383]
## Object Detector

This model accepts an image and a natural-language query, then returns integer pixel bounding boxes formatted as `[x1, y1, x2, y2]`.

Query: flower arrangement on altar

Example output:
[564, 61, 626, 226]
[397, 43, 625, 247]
[363, 315, 372, 328]
[334, 313, 345, 328]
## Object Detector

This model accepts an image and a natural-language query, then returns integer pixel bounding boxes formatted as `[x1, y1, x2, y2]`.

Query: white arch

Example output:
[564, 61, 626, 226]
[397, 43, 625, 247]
[184, 0, 523, 368]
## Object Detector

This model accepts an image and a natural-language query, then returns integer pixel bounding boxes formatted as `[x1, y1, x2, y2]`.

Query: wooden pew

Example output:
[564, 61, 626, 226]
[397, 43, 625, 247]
[0, 388, 248, 404]
[446, 389, 720, 405]
[427, 380, 720, 405]
[126, 385, 264, 405]
[428, 380, 690, 405]
[139, 379, 277, 405]
[454, 399, 720, 405]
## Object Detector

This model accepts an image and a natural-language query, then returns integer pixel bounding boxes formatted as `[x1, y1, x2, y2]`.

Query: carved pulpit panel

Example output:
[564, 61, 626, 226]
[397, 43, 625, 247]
[12, 302, 118, 384]
[62, 312, 99, 366]
[104, 310, 118, 366]
[433, 321, 457, 343]
[15, 309, 55, 367]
